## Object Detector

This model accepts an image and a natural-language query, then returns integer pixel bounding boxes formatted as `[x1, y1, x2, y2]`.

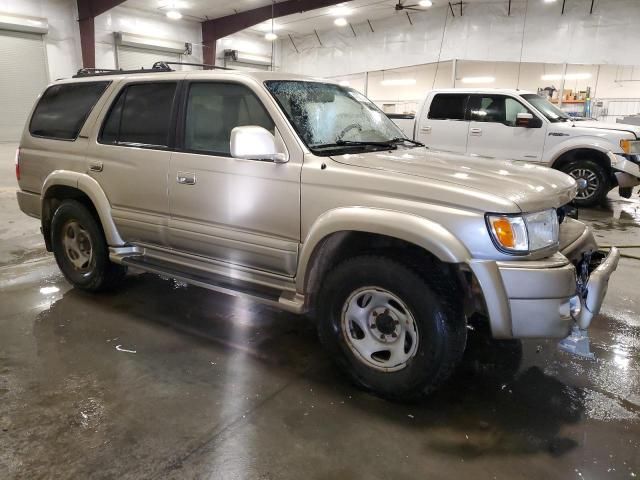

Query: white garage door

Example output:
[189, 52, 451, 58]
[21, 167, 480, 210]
[117, 46, 180, 71]
[0, 30, 48, 142]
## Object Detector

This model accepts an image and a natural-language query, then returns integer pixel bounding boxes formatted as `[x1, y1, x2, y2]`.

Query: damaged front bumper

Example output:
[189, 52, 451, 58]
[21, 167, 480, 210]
[469, 222, 619, 342]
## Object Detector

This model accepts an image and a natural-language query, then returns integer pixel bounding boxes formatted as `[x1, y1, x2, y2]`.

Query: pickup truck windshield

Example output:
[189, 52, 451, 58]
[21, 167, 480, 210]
[521, 93, 571, 123]
[264, 80, 406, 153]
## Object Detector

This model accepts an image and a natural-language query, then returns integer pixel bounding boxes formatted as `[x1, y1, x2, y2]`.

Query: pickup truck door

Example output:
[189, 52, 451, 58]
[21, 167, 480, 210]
[168, 80, 301, 276]
[415, 93, 469, 153]
[465, 94, 547, 162]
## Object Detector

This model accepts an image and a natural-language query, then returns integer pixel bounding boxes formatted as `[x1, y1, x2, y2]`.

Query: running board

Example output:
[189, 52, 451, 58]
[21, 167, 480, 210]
[118, 254, 305, 314]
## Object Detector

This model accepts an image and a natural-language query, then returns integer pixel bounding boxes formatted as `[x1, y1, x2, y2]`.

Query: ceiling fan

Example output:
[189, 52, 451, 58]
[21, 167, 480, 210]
[394, 0, 432, 12]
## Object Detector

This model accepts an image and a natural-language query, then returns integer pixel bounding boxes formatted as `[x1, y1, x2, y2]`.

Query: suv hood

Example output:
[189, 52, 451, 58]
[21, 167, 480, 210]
[566, 120, 640, 138]
[331, 147, 577, 212]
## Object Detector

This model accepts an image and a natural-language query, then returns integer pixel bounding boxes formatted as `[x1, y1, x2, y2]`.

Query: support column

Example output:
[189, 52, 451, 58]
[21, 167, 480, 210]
[79, 17, 95, 69]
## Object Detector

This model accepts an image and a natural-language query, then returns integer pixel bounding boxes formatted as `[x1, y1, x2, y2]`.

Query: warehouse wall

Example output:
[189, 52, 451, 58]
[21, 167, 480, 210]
[278, 0, 640, 78]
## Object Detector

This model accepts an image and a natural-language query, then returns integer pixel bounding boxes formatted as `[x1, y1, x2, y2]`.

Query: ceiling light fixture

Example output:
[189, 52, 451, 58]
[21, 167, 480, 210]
[380, 78, 417, 86]
[334, 17, 348, 26]
[461, 76, 496, 83]
[419, 0, 433, 6]
[543, 0, 557, 3]
[166, 10, 182, 19]
[265, 32, 278, 41]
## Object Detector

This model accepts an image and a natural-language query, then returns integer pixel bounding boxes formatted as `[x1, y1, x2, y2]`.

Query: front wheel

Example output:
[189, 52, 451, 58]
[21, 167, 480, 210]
[317, 256, 466, 400]
[51, 199, 127, 292]
[560, 159, 610, 208]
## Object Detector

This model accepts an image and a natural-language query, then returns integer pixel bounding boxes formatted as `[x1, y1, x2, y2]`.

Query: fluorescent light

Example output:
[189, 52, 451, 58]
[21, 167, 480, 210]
[264, 32, 278, 41]
[461, 76, 495, 84]
[166, 10, 182, 19]
[419, 0, 433, 6]
[541, 73, 592, 81]
[329, 5, 352, 16]
[380, 78, 417, 86]
[544, 0, 557, 3]
[334, 17, 348, 27]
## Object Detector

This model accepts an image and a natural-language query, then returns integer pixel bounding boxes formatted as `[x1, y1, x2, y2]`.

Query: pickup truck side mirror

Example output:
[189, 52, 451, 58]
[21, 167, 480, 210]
[230, 126, 288, 163]
[516, 112, 543, 129]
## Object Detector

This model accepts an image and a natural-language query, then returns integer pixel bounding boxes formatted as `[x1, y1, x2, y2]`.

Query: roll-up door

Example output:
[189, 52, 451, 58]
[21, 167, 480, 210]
[0, 30, 48, 142]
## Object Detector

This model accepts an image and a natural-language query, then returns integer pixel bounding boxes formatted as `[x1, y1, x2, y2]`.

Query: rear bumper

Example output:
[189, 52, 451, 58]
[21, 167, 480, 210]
[470, 224, 619, 339]
[16, 190, 41, 219]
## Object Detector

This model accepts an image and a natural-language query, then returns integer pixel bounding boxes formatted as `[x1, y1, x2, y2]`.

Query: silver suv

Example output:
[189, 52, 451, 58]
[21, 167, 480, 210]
[16, 64, 619, 399]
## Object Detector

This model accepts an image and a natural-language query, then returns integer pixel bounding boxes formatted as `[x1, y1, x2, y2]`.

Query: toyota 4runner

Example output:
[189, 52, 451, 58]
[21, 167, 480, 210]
[16, 64, 619, 399]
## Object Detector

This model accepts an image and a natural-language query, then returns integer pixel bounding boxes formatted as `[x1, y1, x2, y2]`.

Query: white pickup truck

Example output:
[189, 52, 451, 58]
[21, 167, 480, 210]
[399, 89, 640, 207]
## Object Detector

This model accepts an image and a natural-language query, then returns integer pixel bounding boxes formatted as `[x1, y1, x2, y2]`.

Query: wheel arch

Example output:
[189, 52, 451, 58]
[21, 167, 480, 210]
[551, 147, 613, 174]
[297, 207, 472, 302]
[41, 170, 124, 249]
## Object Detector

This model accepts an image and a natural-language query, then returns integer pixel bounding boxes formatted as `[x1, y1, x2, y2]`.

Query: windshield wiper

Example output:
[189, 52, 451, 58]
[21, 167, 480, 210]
[335, 139, 398, 148]
[391, 137, 424, 147]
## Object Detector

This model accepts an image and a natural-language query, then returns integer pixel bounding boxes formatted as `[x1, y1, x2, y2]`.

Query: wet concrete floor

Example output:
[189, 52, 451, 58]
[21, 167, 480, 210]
[0, 143, 638, 479]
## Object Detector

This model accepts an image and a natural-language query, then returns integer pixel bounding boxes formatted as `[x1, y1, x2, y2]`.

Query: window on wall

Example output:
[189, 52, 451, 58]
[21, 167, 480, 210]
[30, 82, 110, 140]
[184, 82, 274, 156]
[427, 94, 468, 120]
[100, 82, 177, 147]
[469, 95, 534, 126]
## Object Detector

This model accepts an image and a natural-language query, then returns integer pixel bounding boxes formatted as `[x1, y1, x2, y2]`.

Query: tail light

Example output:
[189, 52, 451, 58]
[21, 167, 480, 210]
[15, 147, 20, 181]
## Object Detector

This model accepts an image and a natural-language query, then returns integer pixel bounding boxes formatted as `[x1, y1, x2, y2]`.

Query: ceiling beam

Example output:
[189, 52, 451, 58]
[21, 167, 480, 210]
[76, 0, 126, 69]
[201, 0, 345, 65]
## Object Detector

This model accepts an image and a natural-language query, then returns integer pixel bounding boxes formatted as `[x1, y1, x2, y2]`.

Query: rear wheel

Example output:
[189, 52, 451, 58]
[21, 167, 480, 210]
[51, 200, 127, 292]
[560, 159, 609, 207]
[317, 255, 466, 400]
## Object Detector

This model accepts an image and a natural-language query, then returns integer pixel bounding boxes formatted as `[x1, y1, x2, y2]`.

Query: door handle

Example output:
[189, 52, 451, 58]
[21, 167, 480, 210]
[89, 161, 103, 172]
[177, 171, 196, 185]
[420, 126, 432, 133]
[470, 128, 482, 136]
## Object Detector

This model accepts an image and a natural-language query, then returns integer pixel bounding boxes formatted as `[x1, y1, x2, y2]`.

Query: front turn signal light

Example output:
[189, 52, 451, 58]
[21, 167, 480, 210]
[491, 218, 515, 248]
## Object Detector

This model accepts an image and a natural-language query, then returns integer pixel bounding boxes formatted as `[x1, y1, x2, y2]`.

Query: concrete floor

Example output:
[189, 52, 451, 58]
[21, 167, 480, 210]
[0, 142, 638, 479]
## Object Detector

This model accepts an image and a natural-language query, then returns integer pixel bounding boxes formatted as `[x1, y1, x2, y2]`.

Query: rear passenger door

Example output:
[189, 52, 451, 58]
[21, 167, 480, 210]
[466, 94, 547, 161]
[168, 80, 301, 276]
[416, 93, 469, 153]
[86, 79, 180, 246]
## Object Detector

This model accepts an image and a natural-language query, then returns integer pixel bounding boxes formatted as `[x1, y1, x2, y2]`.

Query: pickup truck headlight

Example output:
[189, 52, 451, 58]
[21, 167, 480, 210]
[486, 209, 559, 254]
[620, 139, 640, 155]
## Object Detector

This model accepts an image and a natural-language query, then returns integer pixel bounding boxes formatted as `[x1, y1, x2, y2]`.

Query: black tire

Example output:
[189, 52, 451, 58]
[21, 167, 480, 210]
[51, 199, 127, 292]
[317, 255, 467, 400]
[559, 159, 609, 208]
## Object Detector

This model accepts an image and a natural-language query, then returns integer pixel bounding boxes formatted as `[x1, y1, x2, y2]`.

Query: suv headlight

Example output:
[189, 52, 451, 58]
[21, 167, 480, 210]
[620, 139, 640, 155]
[486, 209, 559, 254]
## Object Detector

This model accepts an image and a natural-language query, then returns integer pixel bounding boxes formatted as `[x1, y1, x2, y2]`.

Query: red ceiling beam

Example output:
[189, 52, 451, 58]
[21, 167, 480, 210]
[76, 0, 127, 68]
[202, 0, 345, 65]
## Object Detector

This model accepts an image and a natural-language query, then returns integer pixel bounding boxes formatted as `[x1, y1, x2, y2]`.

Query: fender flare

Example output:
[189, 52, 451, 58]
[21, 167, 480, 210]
[42, 170, 125, 246]
[296, 207, 471, 291]
[548, 139, 617, 168]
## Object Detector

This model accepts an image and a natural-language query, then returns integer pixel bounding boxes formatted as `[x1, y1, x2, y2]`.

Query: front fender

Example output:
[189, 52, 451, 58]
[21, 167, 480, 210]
[42, 170, 124, 246]
[548, 136, 620, 167]
[296, 207, 471, 291]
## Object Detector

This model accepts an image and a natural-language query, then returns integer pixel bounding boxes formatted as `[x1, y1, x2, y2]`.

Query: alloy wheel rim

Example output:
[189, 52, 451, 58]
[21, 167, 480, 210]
[61, 220, 94, 273]
[341, 287, 419, 372]
[569, 168, 599, 200]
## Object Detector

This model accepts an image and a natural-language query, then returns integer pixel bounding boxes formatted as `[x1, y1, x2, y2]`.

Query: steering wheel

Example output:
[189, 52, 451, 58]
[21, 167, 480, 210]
[337, 123, 363, 141]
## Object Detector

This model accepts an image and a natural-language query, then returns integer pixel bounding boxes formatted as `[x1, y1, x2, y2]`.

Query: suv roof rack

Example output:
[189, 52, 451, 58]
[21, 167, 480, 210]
[73, 61, 232, 78]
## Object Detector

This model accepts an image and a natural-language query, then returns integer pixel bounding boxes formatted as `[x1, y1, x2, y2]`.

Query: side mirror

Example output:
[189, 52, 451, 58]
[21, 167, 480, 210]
[230, 126, 287, 163]
[516, 112, 542, 128]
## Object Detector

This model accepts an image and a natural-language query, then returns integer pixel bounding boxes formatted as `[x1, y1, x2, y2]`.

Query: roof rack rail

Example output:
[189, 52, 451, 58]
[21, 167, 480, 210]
[73, 63, 173, 78]
[152, 61, 233, 71]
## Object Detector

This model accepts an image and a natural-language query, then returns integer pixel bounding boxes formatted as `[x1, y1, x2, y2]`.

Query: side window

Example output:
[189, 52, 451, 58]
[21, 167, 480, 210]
[427, 94, 468, 120]
[183, 82, 275, 156]
[29, 81, 110, 140]
[505, 97, 533, 127]
[469, 95, 506, 124]
[100, 82, 177, 148]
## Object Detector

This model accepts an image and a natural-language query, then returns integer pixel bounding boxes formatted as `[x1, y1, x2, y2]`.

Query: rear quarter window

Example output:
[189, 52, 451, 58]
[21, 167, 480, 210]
[427, 94, 468, 120]
[29, 81, 110, 140]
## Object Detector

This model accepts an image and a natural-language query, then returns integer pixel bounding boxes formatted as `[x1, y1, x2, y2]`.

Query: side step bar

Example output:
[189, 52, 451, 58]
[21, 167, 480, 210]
[118, 254, 305, 314]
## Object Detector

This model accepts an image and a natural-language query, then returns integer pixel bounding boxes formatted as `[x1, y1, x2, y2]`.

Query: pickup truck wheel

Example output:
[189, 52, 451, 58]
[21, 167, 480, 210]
[51, 200, 127, 292]
[560, 159, 609, 207]
[317, 256, 466, 400]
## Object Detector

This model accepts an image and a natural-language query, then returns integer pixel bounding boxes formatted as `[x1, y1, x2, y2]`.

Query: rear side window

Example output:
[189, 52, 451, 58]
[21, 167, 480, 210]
[427, 94, 468, 120]
[100, 82, 177, 148]
[29, 82, 110, 140]
[183, 82, 274, 156]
